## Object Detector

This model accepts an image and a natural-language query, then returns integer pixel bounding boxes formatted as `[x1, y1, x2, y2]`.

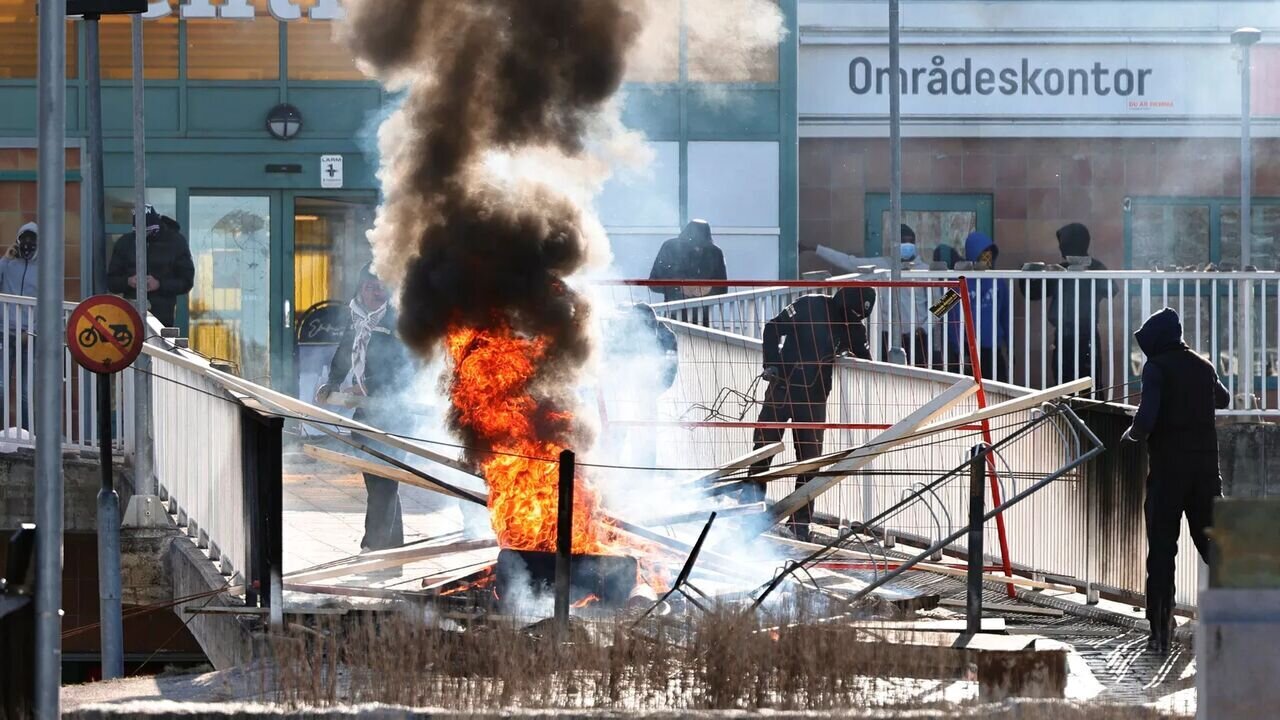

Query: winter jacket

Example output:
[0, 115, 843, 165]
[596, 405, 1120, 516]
[762, 288, 875, 393]
[947, 232, 1010, 351]
[1130, 308, 1230, 455]
[648, 221, 728, 302]
[0, 255, 36, 298]
[1022, 223, 1117, 340]
[811, 247, 932, 333]
[107, 216, 196, 328]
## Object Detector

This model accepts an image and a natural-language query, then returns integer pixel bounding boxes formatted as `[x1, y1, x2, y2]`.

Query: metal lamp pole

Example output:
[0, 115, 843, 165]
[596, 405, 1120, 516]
[1233, 27, 1261, 409]
[887, 0, 906, 365]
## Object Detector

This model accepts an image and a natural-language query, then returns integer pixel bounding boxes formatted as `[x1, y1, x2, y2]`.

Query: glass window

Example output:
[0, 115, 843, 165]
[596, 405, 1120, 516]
[626, 0, 679, 83]
[187, 0, 280, 81]
[686, 0, 780, 83]
[880, 210, 976, 263]
[287, 3, 363, 81]
[188, 196, 273, 383]
[1220, 205, 1280, 271]
[1130, 203, 1211, 270]
[0, 0, 78, 79]
[105, 188, 178, 226]
[99, 15, 179, 81]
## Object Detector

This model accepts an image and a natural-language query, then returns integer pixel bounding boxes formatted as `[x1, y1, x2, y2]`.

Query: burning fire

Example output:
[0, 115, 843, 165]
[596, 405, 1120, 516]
[447, 323, 619, 555]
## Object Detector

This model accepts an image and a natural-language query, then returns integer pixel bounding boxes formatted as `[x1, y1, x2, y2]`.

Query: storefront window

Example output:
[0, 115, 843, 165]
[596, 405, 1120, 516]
[287, 3, 363, 81]
[187, 0, 280, 81]
[105, 188, 178, 225]
[1220, 206, 1280, 271]
[880, 210, 976, 263]
[99, 15, 180, 81]
[1130, 203, 1211, 270]
[0, 0, 78, 79]
[626, 0, 679, 83]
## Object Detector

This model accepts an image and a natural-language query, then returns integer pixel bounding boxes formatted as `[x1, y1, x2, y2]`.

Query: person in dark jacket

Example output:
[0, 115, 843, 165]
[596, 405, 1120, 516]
[946, 232, 1010, 383]
[648, 220, 728, 302]
[1123, 307, 1230, 655]
[746, 287, 876, 541]
[932, 244, 960, 270]
[107, 205, 195, 328]
[1021, 223, 1117, 383]
[316, 264, 412, 551]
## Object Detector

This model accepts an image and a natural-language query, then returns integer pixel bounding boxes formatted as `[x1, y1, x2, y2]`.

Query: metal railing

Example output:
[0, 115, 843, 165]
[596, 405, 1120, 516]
[652, 270, 1280, 415]
[0, 292, 131, 454]
[666, 320, 1202, 607]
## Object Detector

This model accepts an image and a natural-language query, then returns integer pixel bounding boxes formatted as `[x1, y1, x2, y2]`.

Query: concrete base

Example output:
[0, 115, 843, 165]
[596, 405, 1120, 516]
[167, 537, 256, 670]
[123, 495, 174, 529]
[1196, 588, 1280, 720]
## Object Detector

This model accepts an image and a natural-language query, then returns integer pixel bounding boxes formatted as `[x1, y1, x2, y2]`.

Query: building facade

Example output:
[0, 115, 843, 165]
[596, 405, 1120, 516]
[0, 0, 798, 394]
[797, 0, 1280, 274]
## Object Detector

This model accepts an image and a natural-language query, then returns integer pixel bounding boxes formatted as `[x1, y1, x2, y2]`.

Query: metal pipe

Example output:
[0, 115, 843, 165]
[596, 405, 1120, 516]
[85, 14, 124, 681]
[966, 444, 987, 634]
[34, 0, 66, 714]
[886, 0, 905, 365]
[554, 450, 575, 633]
[131, 15, 154, 495]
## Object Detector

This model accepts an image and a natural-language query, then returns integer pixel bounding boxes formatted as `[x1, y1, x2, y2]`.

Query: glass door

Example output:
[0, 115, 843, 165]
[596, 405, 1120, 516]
[287, 193, 379, 401]
[187, 194, 278, 385]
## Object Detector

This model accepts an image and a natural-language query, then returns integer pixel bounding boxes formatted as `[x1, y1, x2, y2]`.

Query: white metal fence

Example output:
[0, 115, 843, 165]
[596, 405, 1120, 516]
[0, 292, 131, 454]
[652, 270, 1280, 416]
[666, 320, 1202, 607]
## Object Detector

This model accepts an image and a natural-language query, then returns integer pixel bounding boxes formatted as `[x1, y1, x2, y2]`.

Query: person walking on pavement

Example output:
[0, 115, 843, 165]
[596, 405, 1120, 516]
[1123, 307, 1230, 655]
[746, 287, 876, 541]
[317, 264, 411, 552]
[107, 204, 195, 328]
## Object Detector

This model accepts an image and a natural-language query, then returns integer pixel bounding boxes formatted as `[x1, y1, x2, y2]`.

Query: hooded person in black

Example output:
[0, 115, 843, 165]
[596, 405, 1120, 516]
[107, 205, 196, 328]
[1021, 223, 1116, 383]
[317, 264, 414, 551]
[648, 220, 728, 302]
[1123, 308, 1230, 655]
[746, 287, 876, 541]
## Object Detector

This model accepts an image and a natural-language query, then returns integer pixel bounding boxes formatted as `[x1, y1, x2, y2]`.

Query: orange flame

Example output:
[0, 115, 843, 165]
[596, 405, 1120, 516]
[571, 593, 601, 609]
[446, 323, 619, 555]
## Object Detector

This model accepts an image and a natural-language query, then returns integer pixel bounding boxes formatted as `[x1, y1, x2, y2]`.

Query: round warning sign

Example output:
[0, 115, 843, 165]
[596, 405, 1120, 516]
[66, 295, 145, 375]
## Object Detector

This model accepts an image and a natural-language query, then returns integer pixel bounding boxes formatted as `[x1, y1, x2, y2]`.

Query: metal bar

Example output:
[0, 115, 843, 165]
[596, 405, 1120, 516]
[131, 15, 154, 496]
[34, 0, 67, 713]
[966, 445, 986, 634]
[1242, 41, 1254, 271]
[554, 450, 575, 633]
[886, 0, 904, 365]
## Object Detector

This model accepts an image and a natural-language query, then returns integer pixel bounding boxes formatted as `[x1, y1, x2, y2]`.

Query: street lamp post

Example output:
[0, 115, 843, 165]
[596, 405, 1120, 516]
[1233, 27, 1261, 410]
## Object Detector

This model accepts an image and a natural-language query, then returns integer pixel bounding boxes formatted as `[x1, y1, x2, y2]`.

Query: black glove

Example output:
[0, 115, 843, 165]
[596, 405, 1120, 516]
[762, 366, 783, 383]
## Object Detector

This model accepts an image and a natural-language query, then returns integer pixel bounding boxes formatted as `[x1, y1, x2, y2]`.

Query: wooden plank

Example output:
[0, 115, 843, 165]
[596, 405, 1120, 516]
[302, 444, 481, 503]
[841, 618, 1007, 634]
[763, 380, 977, 529]
[284, 539, 498, 586]
[907, 378, 1093, 440]
[687, 442, 785, 485]
[184, 605, 349, 616]
[637, 503, 765, 527]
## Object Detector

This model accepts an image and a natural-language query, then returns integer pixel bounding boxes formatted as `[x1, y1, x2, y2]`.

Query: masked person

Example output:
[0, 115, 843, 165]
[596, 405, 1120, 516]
[746, 287, 876, 541]
[1123, 308, 1229, 655]
[1021, 223, 1116, 384]
[107, 205, 195, 328]
[946, 232, 1010, 383]
[648, 219, 728, 302]
[0, 222, 39, 430]
[317, 265, 410, 552]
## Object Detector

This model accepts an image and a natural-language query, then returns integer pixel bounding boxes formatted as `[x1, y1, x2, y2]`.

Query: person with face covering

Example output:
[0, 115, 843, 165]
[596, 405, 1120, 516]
[0, 222, 39, 430]
[107, 205, 195, 328]
[746, 286, 876, 541]
[945, 232, 1011, 383]
[317, 265, 411, 552]
[1123, 308, 1230, 655]
[648, 219, 728, 302]
[1021, 223, 1117, 383]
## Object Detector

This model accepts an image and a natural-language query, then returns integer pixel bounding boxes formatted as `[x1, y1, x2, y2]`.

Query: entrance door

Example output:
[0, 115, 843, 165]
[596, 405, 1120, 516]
[186, 191, 378, 394]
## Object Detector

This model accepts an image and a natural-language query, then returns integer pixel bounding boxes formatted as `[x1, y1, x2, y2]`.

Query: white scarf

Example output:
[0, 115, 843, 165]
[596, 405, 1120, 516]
[348, 299, 389, 394]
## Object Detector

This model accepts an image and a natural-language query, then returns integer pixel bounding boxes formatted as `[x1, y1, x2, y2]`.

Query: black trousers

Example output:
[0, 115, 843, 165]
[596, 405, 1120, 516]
[1055, 332, 1102, 385]
[361, 473, 404, 551]
[1144, 451, 1220, 635]
[747, 381, 828, 536]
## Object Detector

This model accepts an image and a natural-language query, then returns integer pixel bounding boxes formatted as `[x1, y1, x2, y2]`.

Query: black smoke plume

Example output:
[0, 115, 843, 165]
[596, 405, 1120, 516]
[342, 1, 644, 456]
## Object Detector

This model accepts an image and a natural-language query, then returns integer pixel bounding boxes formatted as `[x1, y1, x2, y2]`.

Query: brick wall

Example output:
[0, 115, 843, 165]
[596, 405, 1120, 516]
[800, 137, 1280, 272]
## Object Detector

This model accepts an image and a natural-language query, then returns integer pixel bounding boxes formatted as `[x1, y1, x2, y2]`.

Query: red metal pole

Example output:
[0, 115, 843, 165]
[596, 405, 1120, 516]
[955, 279, 1017, 598]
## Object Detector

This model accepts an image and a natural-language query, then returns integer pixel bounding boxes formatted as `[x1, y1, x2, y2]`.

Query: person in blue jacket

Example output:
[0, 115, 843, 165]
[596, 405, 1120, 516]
[946, 232, 1011, 383]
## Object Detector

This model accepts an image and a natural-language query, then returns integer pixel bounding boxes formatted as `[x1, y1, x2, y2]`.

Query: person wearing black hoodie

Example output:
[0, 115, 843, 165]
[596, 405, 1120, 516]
[648, 219, 728, 302]
[1022, 223, 1116, 384]
[746, 287, 877, 541]
[107, 205, 196, 328]
[1123, 307, 1230, 655]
